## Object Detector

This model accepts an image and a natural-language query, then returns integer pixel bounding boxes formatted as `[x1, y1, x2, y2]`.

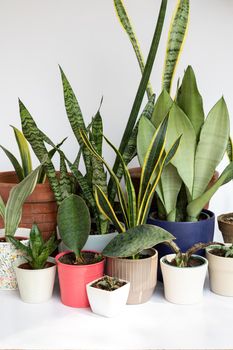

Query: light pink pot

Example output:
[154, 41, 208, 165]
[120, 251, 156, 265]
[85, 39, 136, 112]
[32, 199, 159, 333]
[56, 251, 105, 308]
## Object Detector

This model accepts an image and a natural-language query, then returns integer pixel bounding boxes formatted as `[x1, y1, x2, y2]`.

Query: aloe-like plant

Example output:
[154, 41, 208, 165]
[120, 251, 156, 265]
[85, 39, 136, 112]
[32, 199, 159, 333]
[0, 164, 43, 239]
[208, 244, 233, 258]
[7, 224, 59, 269]
[137, 66, 233, 222]
[57, 194, 91, 264]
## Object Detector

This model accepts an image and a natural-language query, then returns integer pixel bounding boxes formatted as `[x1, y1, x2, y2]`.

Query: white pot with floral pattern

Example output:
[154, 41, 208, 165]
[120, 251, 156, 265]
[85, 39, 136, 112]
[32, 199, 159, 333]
[0, 228, 30, 290]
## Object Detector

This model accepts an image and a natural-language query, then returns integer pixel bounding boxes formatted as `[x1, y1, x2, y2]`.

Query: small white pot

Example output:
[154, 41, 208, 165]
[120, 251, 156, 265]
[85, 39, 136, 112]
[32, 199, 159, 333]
[15, 261, 56, 303]
[206, 245, 233, 296]
[0, 228, 30, 290]
[160, 254, 208, 304]
[57, 227, 118, 253]
[86, 276, 130, 317]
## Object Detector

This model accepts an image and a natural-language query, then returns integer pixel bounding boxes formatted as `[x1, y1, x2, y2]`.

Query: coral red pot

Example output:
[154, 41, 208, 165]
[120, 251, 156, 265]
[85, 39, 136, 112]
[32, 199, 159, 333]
[55, 251, 105, 308]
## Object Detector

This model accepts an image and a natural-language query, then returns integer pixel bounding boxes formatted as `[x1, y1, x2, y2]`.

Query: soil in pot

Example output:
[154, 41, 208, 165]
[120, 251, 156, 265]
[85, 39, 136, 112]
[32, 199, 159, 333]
[18, 262, 55, 270]
[59, 252, 103, 265]
[165, 256, 205, 268]
[91, 276, 127, 291]
[208, 248, 231, 257]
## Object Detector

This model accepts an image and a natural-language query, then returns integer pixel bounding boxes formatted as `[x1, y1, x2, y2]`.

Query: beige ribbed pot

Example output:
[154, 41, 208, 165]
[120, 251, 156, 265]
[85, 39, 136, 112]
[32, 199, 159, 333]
[218, 213, 233, 243]
[206, 246, 233, 296]
[106, 248, 157, 305]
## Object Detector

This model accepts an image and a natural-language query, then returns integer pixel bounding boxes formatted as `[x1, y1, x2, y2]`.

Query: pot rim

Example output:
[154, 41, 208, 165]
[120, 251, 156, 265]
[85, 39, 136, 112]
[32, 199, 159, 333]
[86, 275, 130, 294]
[149, 209, 214, 224]
[15, 261, 56, 272]
[55, 250, 105, 268]
[218, 212, 233, 224]
[0, 236, 29, 245]
[160, 253, 208, 269]
[106, 248, 157, 262]
[206, 244, 233, 260]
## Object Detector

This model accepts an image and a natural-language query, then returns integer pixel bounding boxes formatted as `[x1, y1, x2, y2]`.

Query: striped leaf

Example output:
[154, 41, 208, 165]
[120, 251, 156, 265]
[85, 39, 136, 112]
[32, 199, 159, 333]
[104, 135, 137, 229]
[92, 111, 103, 155]
[138, 115, 169, 208]
[59, 66, 92, 182]
[114, 0, 153, 99]
[95, 186, 125, 233]
[110, 0, 167, 200]
[80, 130, 129, 228]
[192, 98, 230, 200]
[11, 126, 32, 178]
[0, 196, 5, 219]
[177, 66, 204, 137]
[162, 0, 189, 92]
[19, 100, 62, 205]
[0, 145, 24, 182]
[5, 165, 42, 236]
[59, 152, 73, 200]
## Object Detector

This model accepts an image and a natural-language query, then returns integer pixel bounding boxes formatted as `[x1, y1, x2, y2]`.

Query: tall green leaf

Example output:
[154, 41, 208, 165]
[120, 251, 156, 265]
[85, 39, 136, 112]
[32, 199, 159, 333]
[151, 89, 173, 128]
[192, 98, 230, 199]
[0, 145, 24, 182]
[113, 0, 153, 99]
[110, 0, 167, 199]
[5, 165, 42, 236]
[187, 162, 233, 221]
[176, 66, 204, 137]
[162, 0, 189, 92]
[11, 126, 32, 177]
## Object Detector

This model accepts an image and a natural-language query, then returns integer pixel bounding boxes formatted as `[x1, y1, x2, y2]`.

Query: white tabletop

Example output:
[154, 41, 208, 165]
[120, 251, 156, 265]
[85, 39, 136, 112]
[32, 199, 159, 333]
[0, 276, 232, 350]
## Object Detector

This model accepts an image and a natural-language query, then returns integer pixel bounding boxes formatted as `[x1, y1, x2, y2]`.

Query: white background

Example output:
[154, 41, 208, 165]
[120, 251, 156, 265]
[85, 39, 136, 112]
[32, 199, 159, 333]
[0, 0, 232, 218]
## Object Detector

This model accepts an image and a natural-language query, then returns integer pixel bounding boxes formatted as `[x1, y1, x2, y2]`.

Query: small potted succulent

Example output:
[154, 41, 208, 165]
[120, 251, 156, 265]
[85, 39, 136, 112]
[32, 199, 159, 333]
[206, 243, 233, 296]
[160, 241, 215, 304]
[56, 194, 105, 308]
[86, 275, 130, 317]
[0, 165, 42, 290]
[7, 223, 59, 303]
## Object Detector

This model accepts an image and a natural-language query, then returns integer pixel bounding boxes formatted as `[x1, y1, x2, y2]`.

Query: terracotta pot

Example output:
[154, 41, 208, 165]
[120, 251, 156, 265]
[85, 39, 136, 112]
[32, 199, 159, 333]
[0, 228, 30, 290]
[0, 171, 57, 240]
[217, 213, 233, 243]
[160, 254, 208, 304]
[106, 248, 157, 305]
[206, 245, 233, 296]
[56, 250, 105, 308]
[129, 167, 219, 210]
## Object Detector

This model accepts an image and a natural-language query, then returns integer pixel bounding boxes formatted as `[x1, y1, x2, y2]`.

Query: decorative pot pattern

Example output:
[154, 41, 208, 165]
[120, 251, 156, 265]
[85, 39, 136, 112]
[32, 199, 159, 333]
[0, 228, 30, 290]
[106, 248, 157, 305]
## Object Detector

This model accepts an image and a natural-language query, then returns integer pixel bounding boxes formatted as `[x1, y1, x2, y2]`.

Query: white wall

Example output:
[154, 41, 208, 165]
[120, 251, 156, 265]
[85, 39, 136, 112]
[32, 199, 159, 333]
[0, 0, 232, 219]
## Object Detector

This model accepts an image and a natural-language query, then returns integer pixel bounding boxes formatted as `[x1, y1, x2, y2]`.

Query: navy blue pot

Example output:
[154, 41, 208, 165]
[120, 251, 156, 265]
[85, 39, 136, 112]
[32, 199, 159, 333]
[148, 209, 215, 257]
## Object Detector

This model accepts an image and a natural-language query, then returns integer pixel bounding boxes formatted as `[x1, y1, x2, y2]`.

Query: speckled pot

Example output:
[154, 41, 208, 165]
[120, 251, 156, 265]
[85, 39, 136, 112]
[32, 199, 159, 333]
[0, 228, 30, 290]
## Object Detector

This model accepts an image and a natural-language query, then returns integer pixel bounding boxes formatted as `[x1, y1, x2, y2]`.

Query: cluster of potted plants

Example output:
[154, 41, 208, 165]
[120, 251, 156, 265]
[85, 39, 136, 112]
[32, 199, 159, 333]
[1, 0, 233, 320]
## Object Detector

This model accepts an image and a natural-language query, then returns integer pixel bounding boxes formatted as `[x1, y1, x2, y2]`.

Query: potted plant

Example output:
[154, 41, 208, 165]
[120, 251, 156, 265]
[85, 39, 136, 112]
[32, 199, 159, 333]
[0, 164, 43, 290]
[55, 194, 105, 308]
[81, 118, 177, 304]
[218, 213, 233, 243]
[160, 241, 215, 304]
[18, 0, 170, 252]
[135, 67, 233, 257]
[7, 223, 59, 303]
[86, 275, 130, 317]
[206, 243, 233, 296]
[0, 126, 65, 239]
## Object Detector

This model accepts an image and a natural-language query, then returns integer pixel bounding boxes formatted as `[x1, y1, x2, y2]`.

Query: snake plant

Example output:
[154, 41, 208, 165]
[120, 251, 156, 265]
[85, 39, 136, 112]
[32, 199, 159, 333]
[80, 115, 181, 232]
[137, 66, 233, 222]
[7, 223, 59, 269]
[0, 164, 42, 239]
